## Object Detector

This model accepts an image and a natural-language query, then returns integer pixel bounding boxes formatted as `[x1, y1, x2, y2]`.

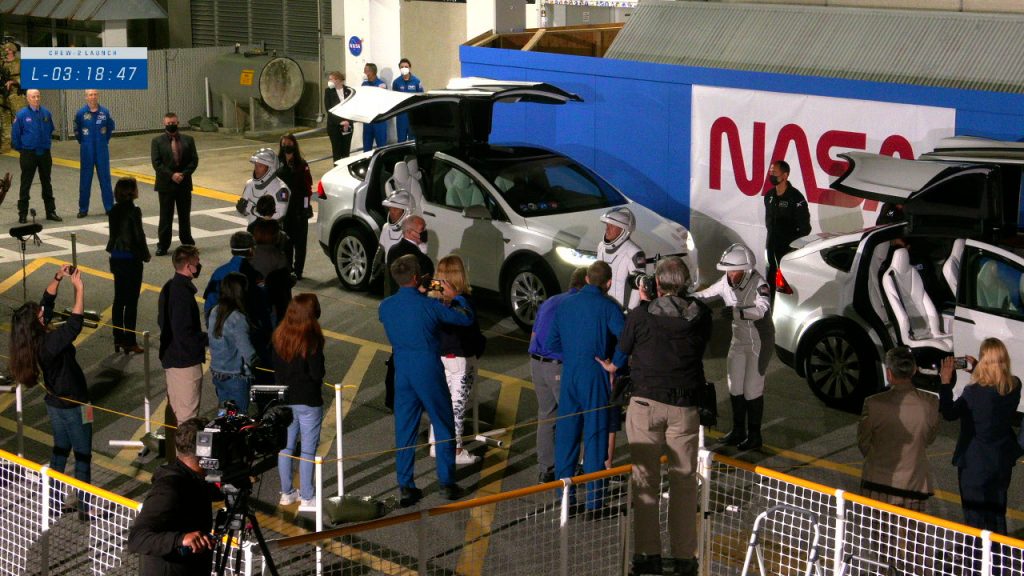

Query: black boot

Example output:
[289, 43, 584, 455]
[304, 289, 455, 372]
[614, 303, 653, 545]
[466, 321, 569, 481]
[665, 557, 699, 576]
[738, 396, 763, 451]
[629, 554, 662, 576]
[721, 394, 746, 446]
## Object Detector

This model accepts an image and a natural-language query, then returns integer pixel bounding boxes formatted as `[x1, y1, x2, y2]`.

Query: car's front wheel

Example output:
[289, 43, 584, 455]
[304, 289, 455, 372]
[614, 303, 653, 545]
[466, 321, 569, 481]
[503, 261, 558, 332]
[802, 325, 879, 413]
[332, 227, 375, 291]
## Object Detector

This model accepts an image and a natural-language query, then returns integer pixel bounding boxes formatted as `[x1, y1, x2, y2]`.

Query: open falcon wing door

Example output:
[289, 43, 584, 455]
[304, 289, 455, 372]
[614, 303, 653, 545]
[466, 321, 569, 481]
[833, 152, 1007, 240]
[921, 136, 1024, 164]
[328, 77, 582, 149]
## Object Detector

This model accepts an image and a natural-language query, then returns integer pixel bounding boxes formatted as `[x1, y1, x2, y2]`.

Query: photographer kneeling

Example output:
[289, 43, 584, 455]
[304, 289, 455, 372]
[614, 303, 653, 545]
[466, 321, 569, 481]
[597, 257, 711, 576]
[128, 418, 223, 575]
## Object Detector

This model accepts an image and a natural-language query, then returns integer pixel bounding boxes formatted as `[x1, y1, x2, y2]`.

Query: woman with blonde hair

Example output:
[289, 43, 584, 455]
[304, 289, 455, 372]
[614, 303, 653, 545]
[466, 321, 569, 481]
[429, 254, 486, 465]
[939, 338, 1022, 533]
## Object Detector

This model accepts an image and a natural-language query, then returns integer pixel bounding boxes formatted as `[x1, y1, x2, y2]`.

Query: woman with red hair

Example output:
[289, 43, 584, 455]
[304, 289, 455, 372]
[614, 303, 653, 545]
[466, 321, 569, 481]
[274, 293, 325, 512]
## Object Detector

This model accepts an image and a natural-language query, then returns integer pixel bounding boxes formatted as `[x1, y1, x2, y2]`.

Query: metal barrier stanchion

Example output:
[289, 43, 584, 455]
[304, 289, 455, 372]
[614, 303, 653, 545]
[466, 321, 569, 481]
[108, 332, 152, 456]
[0, 381, 23, 456]
[335, 385, 344, 496]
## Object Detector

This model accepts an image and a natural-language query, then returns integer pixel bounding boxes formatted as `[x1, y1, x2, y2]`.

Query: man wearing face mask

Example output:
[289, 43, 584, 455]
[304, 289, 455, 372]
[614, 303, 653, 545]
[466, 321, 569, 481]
[763, 160, 810, 289]
[238, 148, 290, 224]
[324, 71, 353, 161]
[391, 58, 423, 142]
[151, 113, 198, 256]
[386, 215, 432, 296]
[157, 246, 208, 462]
[361, 63, 388, 151]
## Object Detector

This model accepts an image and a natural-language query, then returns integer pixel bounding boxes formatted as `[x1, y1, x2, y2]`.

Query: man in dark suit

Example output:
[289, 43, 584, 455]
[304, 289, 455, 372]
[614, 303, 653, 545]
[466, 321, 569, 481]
[858, 346, 939, 512]
[385, 215, 433, 295]
[324, 71, 354, 162]
[151, 113, 198, 256]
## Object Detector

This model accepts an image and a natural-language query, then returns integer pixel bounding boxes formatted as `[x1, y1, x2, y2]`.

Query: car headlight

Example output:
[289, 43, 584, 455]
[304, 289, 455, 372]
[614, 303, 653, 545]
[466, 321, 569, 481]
[555, 246, 598, 267]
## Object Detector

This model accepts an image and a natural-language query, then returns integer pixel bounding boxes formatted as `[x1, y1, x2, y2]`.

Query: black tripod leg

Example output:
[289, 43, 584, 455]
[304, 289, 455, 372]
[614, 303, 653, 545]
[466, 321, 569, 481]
[248, 513, 280, 576]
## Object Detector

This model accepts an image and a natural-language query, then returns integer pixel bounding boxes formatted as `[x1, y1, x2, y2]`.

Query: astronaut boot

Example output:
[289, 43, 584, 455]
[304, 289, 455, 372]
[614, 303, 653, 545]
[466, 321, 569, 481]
[664, 557, 699, 576]
[629, 553, 662, 576]
[720, 394, 746, 446]
[738, 396, 764, 451]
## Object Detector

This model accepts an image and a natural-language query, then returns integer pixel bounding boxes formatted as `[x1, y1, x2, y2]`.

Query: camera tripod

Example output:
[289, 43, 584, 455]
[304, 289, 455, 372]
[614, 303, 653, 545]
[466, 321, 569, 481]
[213, 483, 279, 576]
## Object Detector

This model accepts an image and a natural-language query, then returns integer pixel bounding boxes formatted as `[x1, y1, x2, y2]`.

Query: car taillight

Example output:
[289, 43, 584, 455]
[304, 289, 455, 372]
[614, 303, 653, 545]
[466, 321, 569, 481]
[316, 180, 326, 200]
[775, 268, 793, 295]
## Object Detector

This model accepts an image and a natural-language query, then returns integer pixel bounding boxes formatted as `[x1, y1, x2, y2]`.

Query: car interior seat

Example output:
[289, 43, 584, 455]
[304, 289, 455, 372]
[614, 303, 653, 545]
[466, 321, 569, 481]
[882, 247, 952, 353]
[444, 169, 484, 209]
[385, 161, 424, 210]
[941, 238, 965, 302]
[405, 157, 425, 207]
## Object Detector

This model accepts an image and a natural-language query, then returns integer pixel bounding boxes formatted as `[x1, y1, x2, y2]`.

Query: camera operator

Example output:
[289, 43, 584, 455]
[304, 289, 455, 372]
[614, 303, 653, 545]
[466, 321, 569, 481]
[693, 243, 774, 450]
[597, 257, 711, 576]
[128, 417, 223, 575]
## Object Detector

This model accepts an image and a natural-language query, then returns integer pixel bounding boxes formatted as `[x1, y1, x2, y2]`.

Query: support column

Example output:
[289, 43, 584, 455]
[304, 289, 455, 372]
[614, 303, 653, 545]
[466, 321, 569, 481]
[100, 20, 128, 47]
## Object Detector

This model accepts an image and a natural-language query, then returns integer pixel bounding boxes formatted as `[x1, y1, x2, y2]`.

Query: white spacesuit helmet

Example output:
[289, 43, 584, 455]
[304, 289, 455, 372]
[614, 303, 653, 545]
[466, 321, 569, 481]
[600, 207, 636, 251]
[382, 190, 415, 231]
[717, 243, 756, 286]
[249, 148, 279, 188]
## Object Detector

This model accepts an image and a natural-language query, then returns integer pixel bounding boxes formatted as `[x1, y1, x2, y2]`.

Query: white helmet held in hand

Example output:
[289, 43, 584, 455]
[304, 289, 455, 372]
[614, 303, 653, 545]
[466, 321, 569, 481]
[382, 190, 416, 230]
[600, 207, 636, 251]
[249, 148, 279, 188]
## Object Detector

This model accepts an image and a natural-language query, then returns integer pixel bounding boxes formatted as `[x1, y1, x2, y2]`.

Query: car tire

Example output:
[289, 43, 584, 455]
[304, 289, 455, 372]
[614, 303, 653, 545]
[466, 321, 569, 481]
[332, 227, 375, 291]
[503, 260, 559, 332]
[801, 324, 879, 413]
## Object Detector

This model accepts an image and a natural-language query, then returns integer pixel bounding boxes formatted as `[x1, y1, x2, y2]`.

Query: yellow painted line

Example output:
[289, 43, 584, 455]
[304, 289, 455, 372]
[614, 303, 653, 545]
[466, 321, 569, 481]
[317, 346, 375, 460]
[0, 257, 49, 294]
[456, 372, 522, 575]
[49, 154, 239, 203]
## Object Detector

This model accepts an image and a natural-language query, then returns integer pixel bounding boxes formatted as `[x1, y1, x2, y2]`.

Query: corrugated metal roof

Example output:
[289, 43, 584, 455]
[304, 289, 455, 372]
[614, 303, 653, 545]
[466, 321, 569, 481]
[0, 0, 166, 20]
[606, 0, 1024, 94]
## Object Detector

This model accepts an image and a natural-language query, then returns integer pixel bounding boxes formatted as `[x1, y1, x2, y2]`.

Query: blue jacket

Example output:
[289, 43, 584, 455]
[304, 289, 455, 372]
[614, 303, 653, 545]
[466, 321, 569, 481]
[74, 105, 115, 145]
[392, 74, 423, 94]
[208, 308, 257, 376]
[546, 284, 627, 367]
[12, 105, 54, 152]
[379, 287, 474, 356]
[528, 287, 579, 360]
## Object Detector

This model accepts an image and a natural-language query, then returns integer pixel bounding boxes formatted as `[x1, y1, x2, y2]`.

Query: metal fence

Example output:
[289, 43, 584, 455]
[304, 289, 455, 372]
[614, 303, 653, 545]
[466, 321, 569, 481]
[3, 439, 1024, 575]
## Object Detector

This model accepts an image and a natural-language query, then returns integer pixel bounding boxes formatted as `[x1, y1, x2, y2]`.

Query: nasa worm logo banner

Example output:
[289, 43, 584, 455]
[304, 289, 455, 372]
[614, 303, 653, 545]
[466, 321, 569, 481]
[689, 85, 955, 275]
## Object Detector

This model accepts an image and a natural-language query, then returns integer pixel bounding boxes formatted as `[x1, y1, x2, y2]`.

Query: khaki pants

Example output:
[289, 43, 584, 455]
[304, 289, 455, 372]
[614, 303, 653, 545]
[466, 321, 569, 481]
[165, 365, 203, 423]
[626, 396, 699, 558]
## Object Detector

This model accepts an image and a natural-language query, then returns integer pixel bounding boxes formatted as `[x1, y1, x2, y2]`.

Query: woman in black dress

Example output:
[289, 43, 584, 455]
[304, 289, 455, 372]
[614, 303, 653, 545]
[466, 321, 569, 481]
[106, 177, 150, 354]
[277, 133, 312, 279]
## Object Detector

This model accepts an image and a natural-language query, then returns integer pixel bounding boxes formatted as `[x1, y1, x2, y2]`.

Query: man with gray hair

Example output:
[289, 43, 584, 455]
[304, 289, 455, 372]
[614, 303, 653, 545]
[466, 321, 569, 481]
[857, 346, 939, 511]
[597, 256, 711, 576]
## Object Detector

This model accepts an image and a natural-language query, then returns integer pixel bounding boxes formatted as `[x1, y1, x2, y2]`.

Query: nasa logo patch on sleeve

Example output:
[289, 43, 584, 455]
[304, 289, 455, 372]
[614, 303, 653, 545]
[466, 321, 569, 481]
[758, 284, 771, 297]
[277, 188, 290, 202]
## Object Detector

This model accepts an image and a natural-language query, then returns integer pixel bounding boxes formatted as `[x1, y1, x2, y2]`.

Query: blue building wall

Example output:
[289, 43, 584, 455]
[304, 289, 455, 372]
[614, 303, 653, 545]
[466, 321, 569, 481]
[460, 45, 1024, 229]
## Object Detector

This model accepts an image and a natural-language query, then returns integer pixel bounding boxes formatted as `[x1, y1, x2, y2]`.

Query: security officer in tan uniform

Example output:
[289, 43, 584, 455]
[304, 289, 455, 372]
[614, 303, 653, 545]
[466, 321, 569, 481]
[0, 42, 24, 153]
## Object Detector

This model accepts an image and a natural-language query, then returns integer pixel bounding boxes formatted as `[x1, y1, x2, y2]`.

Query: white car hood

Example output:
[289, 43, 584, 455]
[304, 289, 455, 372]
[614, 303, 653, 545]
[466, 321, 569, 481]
[525, 203, 690, 258]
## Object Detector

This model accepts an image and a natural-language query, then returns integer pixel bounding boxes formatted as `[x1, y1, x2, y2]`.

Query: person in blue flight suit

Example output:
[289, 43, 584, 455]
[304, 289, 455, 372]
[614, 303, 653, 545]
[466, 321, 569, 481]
[379, 254, 474, 508]
[12, 89, 61, 223]
[74, 89, 115, 218]
[361, 63, 388, 152]
[546, 260, 627, 513]
[391, 58, 423, 142]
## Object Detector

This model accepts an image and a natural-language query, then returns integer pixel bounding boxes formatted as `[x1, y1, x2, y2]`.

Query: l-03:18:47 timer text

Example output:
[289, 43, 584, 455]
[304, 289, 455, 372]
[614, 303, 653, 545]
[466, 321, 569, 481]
[32, 66, 139, 81]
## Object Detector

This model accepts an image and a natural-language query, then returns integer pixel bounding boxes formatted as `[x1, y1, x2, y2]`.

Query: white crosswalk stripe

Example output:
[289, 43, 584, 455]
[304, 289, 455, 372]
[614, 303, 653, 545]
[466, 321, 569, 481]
[0, 207, 246, 265]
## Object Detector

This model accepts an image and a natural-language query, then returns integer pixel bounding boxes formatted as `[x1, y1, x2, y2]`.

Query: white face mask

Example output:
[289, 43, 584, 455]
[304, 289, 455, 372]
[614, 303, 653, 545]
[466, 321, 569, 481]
[400, 67, 410, 76]
[362, 74, 368, 82]
[327, 81, 336, 89]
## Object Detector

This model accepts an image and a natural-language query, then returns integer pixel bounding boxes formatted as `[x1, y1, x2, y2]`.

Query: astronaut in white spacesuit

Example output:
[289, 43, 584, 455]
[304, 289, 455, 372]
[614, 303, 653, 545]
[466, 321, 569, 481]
[597, 207, 645, 310]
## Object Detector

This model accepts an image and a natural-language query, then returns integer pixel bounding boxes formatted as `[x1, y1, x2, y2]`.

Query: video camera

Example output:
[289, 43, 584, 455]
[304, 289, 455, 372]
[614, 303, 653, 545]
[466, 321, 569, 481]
[196, 403, 293, 486]
[630, 271, 656, 299]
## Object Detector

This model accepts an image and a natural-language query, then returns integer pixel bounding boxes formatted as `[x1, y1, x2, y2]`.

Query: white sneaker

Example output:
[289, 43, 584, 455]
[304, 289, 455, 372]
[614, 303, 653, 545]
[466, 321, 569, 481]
[298, 498, 317, 512]
[455, 451, 480, 465]
[279, 491, 298, 506]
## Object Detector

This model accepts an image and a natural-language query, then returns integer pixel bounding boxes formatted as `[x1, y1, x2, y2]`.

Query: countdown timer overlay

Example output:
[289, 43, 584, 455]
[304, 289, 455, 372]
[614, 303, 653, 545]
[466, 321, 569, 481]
[21, 47, 148, 90]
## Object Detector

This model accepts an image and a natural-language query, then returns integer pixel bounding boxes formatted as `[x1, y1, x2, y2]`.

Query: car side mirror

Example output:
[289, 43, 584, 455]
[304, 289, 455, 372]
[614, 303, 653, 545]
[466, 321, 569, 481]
[462, 204, 491, 220]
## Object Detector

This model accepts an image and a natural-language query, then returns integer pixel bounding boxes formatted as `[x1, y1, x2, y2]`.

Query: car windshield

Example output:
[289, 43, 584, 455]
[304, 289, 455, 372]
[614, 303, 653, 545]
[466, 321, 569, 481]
[478, 156, 626, 217]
